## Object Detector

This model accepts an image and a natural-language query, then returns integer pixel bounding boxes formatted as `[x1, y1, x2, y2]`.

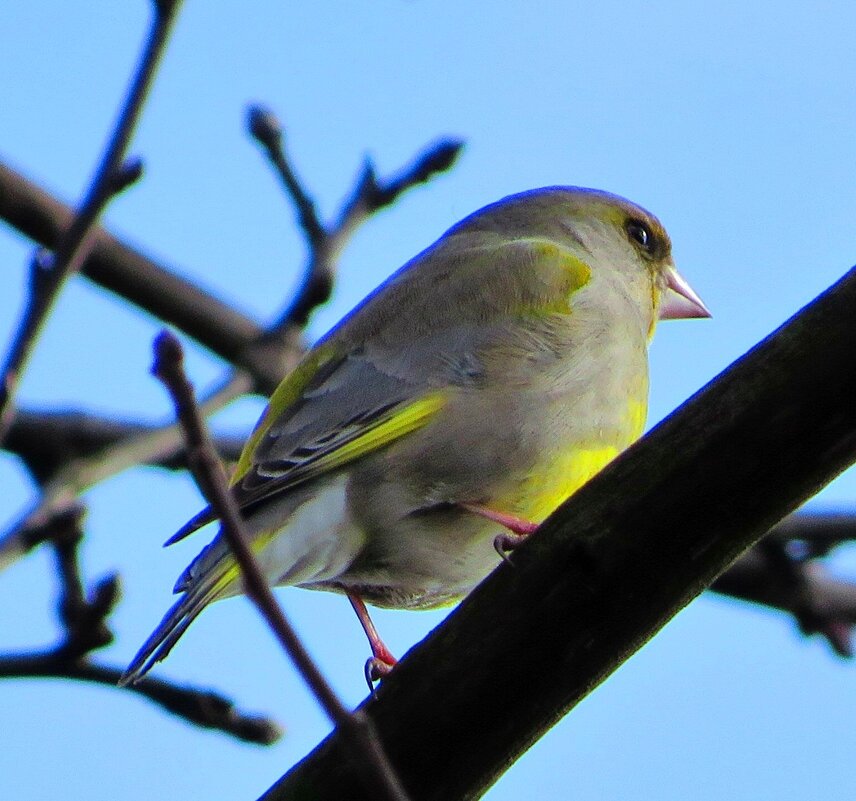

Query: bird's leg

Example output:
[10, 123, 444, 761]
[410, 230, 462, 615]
[347, 592, 397, 687]
[458, 502, 539, 559]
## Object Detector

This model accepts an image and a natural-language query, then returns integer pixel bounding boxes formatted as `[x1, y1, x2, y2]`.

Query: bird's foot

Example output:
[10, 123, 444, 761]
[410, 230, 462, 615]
[364, 653, 397, 689]
[493, 531, 529, 560]
[459, 502, 539, 561]
[348, 592, 398, 692]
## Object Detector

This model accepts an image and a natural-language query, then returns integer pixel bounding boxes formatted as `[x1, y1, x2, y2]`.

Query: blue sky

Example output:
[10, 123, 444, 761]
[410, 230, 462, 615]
[2, 2, 856, 799]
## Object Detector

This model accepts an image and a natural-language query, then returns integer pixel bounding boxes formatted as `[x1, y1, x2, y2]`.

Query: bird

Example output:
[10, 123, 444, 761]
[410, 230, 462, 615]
[121, 186, 709, 686]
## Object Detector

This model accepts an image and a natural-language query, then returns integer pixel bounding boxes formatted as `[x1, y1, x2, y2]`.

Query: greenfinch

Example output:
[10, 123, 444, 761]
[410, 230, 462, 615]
[122, 186, 709, 685]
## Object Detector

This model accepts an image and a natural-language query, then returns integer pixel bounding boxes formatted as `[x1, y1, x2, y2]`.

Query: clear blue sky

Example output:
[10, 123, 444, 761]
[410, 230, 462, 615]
[2, 2, 856, 799]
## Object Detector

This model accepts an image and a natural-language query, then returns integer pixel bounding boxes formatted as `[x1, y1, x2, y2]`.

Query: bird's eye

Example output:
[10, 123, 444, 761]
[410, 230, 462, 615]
[626, 220, 653, 251]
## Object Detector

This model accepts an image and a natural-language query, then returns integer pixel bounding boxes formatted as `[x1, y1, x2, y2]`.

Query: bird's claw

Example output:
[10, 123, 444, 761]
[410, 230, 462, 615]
[364, 656, 395, 694]
[494, 531, 528, 562]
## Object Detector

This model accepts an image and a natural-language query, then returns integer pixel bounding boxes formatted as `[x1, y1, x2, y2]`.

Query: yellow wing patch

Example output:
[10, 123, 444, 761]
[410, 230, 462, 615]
[306, 392, 447, 477]
[231, 390, 448, 514]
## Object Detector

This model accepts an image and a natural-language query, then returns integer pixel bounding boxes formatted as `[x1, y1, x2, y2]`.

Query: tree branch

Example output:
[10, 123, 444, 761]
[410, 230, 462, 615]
[0, 652, 281, 745]
[6, 407, 245, 484]
[0, 128, 463, 396]
[259, 265, 856, 801]
[0, 0, 183, 442]
[712, 545, 856, 656]
[152, 331, 410, 800]
[0, 376, 248, 571]
[0, 483, 281, 745]
[248, 104, 463, 334]
[0, 159, 268, 372]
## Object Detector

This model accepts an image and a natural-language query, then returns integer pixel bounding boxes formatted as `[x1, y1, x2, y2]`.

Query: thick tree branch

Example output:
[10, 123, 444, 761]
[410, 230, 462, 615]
[259, 265, 856, 801]
[0, 0, 183, 441]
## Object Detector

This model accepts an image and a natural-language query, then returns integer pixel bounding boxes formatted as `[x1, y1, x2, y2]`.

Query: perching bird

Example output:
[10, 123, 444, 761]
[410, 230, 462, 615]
[121, 186, 709, 686]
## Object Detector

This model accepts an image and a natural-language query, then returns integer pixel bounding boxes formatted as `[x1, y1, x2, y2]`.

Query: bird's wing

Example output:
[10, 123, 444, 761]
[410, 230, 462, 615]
[165, 344, 445, 544]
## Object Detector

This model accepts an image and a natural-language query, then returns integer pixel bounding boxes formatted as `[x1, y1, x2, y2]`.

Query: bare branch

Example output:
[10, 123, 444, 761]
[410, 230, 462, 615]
[770, 512, 856, 551]
[0, 652, 281, 745]
[48, 507, 118, 659]
[152, 330, 410, 801]
[248, 104, 463, 333]
[248, 106, 326, 249]
[712, 547, 856, 656]
[337, 139, 465, 229]
[0, 1, 183, 442]
[0, 160, 272, 376]
[259, 266, 856, 801]
[0, 375, 249, 571]
[0, 467, 281, 745]
[6, 408, 244, 488]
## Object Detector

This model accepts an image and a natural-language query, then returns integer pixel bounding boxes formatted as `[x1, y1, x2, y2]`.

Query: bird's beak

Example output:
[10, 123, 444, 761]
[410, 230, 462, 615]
[659, 266, 711, 320]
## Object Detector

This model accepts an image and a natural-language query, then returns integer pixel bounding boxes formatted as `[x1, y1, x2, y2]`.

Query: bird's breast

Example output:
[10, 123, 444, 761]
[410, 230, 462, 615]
[507, 388, 647, 523]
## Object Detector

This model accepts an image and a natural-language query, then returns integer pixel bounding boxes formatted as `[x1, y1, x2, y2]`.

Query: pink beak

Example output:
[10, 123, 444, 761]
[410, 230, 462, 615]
[659, 266, 711, 320]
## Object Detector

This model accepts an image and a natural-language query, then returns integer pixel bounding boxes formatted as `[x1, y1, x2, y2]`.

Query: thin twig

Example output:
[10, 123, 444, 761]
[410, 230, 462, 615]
[248, 106, 326, 249]
[248, 103, 464, 332]
[0, 473, 281, 745]
[0, 652, 281, 745]
[152, 330, 410, 801]
[47, 506, 118, 659]
[0, 0, 183, 443]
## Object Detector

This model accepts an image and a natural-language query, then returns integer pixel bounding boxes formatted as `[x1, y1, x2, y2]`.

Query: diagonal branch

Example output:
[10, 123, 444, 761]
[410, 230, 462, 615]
[0, 160, 267, 374]
[151, 331, 410, 800]
[258, 264, 856, 801]
[0, 0, 183, 442]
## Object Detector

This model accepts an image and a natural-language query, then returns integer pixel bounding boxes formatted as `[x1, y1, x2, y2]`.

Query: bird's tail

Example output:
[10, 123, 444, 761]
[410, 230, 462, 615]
[119, 564, 234, 686]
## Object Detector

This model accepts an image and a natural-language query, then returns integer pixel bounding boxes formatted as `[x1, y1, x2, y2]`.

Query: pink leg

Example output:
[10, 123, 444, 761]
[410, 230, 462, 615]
[459, 503, 539, 535]
[347, 592, 397, 685]
[459, 502, 539, 558]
